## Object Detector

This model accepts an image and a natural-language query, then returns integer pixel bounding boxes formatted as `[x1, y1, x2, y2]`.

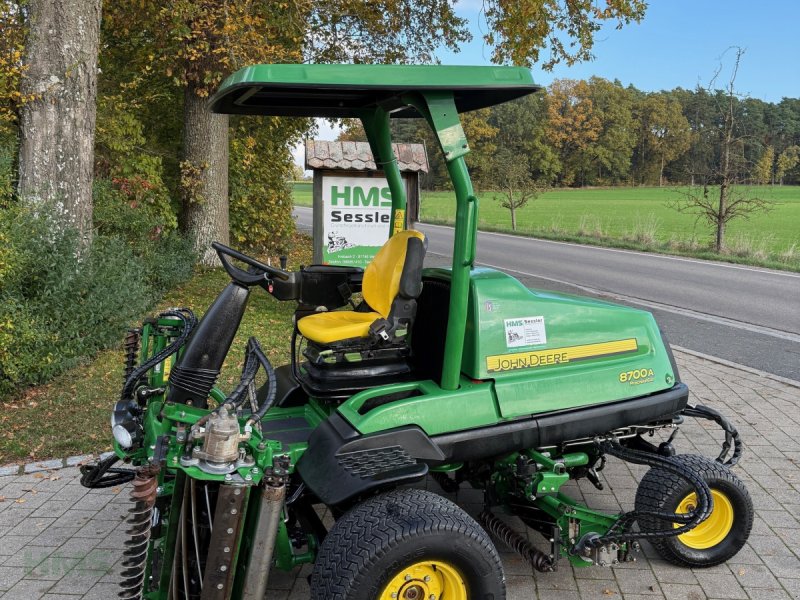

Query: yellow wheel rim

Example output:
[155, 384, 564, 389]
[674, 489, 734, 550]
[378, 560, 467, 600]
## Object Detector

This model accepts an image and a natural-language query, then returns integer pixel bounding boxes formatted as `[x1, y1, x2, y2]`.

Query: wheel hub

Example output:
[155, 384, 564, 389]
[379, 560, 467, 600]
[675, 488, 734, 550]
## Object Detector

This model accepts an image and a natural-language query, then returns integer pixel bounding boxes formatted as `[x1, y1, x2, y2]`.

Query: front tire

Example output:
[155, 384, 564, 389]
[635, 454, 753, 567]
[310, 488, 505, 600]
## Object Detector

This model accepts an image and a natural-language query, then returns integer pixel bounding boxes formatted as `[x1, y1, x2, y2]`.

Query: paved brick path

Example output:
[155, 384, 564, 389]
[1, 350, 798, 599]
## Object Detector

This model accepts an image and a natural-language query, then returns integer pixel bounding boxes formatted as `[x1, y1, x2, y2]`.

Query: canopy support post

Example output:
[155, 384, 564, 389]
[404, 92, 477, 391]
[361, 108, 407, 236]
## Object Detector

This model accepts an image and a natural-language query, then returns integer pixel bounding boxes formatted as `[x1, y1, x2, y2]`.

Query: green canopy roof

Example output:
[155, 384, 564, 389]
[209, 64, 539, 118]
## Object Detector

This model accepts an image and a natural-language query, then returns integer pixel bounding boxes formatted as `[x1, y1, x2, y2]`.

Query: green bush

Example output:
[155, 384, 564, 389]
[93, 179, 194, 294]
[0, 198, 195, 397]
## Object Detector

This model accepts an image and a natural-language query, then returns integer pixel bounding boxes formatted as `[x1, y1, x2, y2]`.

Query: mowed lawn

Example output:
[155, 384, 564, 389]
[420, 186, 800, 254]
[293, 182, 799, 255]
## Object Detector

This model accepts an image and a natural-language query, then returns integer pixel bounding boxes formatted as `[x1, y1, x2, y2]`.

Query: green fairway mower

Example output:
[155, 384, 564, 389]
[81, 64, 753, 600]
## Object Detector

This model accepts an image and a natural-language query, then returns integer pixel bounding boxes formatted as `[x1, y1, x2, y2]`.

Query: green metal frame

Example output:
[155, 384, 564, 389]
[209, 63, 539, 390]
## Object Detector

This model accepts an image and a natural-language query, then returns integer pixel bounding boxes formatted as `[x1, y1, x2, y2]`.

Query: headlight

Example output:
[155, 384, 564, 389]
[111, 400, 141, 449]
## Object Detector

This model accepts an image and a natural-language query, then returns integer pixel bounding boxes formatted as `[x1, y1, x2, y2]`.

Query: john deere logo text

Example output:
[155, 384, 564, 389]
[486, 339, 638, 373]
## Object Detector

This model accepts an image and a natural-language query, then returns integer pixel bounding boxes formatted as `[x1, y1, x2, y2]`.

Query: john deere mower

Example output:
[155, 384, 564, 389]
[82, 64, 753, 600]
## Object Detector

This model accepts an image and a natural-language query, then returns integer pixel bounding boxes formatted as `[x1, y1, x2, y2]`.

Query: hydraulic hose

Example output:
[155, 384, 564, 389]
[572, 439, 713, 553]
[121, 308, 197, 401]
[80, 453, 136, 488]
[682, 404, 742, 466]
[192, 337, 276, 433]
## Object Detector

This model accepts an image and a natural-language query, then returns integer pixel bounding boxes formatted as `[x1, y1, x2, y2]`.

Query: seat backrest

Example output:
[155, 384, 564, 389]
[362, 230, 426, 318]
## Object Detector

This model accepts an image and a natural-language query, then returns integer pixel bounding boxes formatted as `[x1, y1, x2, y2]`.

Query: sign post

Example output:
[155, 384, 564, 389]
[306, 141, 428, 267]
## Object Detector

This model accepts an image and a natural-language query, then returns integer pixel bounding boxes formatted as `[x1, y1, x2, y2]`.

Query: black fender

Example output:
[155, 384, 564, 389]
[296, 413, 444, 506]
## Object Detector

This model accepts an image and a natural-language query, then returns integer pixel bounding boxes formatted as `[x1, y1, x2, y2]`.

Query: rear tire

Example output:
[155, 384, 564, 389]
[310, 488, 506, 600]
[635, 454, 753, 567]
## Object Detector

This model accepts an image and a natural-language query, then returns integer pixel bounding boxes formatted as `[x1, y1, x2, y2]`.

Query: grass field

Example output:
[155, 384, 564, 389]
[292, 182, 799, 266]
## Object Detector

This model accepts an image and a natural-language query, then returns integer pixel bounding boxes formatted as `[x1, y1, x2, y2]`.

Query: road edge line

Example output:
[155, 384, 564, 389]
[673, 345, 800, 390]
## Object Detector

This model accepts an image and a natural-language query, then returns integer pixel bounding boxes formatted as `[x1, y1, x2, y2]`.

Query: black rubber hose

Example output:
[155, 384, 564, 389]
[249, 338, 277, 422]
[121, 308, 196, 401]
[80, 454, 135, 488]
[682, 404, 742, 466]
[223, 338, 262, 408]
[193, 337, 276, 431]
[574, 440, 713, 552]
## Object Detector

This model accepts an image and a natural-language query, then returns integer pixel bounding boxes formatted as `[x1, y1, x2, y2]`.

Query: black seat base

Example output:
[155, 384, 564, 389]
[296, 340, 414, 401]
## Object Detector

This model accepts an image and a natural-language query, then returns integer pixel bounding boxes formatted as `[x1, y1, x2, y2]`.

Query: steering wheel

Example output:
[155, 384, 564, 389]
[212, 242, 291, 286]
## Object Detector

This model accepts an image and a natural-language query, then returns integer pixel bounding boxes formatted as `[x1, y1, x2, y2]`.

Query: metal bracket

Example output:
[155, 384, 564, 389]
[201, 485, 249, 598]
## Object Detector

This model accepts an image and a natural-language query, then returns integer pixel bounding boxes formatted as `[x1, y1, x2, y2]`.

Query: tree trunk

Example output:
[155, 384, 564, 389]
[716, 110, 733, 253]
[659, 155, 665, 187]
[510, 203, 517, 231]
[181, 84, 229, 266]
[17, 0, 102, 244]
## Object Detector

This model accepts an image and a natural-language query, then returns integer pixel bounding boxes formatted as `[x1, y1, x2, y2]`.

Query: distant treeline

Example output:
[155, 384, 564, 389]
[341, 77, 800, 190]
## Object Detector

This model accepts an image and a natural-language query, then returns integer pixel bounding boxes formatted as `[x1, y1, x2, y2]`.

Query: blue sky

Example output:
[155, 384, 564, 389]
[294, 1, 799, 167]
[438, 0, 800, 103]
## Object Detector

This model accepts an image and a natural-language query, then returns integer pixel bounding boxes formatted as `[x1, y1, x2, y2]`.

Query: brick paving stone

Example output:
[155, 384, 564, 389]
[1, 577, 53, 599]
[0, 565, 25, 591]
[0, 350, 798, 599]
[694, 571, 749, 599]
[659, 582, 706, 600]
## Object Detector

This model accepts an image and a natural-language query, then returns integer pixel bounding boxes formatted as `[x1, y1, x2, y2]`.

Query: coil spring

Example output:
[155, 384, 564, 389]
[119, 465, 160, 599]
[479, 510, 555, 572]
[123, 329, 141, 383]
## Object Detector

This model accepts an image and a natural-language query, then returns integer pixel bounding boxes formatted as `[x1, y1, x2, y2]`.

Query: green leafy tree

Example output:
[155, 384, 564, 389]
[489, 92, 560, 183]
[229, 116, 305, 257]
[584, 77, 637, 184]
[481, 148, 543, 231]
[634, 93, 692, 185]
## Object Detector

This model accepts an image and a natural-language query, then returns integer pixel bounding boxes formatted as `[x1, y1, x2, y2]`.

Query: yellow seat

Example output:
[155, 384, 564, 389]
[296, 310, 382, 345]
[297, 230, 426, 345]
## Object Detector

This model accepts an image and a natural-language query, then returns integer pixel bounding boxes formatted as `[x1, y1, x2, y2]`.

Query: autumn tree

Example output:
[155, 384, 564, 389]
[484, 0, 646, 68]
[753, 146, 774, 185]
[776, 146, 799, 185]
[16, 0, 102, 244]
[102, 0, 652, 262]
[546, 79, 601, 186]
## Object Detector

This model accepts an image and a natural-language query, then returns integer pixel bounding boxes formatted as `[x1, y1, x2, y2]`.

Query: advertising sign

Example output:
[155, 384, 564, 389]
[321, 175, 394, 267]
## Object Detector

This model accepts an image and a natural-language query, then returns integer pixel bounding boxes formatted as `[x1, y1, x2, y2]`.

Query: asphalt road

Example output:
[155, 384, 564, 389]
[294, 206, 800, 380]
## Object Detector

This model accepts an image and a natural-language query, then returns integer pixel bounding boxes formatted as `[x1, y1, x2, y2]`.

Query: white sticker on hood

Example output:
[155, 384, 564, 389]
[504, 316, 547, 348]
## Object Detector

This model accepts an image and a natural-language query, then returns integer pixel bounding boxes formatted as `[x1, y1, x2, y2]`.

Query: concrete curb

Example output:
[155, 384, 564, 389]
[673, 345, 800, 389]
[0, 451, 115, 477]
